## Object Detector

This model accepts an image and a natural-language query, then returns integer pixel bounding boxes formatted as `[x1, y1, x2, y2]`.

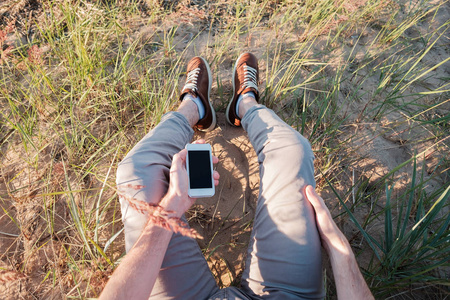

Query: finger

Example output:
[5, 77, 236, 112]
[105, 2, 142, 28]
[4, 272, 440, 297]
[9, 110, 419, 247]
[177, 148, 187, 162]
[214, 179, 219, 186]
[170, 153, 182, 173]
[305, 186, 333, 220]
[213, 171, 220, 180]
[305, 185, 323, 209]
[192, 139, 206, 144]
[212, 156, 219, 164]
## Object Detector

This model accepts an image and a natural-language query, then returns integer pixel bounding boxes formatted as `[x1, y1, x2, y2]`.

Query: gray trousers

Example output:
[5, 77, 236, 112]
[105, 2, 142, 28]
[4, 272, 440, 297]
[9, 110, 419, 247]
[116, 105, 324, 299]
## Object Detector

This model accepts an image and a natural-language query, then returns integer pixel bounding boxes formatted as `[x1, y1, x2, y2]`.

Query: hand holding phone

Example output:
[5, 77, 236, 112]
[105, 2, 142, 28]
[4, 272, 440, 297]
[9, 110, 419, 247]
[185, 143, 215, 198]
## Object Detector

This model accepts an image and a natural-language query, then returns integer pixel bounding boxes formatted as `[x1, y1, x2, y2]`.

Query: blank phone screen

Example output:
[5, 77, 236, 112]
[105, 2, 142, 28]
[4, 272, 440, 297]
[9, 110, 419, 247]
[188, 150, 213, 189]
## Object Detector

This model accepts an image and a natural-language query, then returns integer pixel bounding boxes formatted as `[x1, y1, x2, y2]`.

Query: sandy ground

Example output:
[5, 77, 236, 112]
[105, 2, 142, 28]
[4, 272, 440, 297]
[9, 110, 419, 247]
[190, 112, 260, 286]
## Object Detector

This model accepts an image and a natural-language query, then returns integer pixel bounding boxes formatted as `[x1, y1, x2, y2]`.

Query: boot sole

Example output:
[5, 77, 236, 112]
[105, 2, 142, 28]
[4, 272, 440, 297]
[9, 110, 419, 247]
[225, 52, 246, 127]
[197, 56, 216, 132]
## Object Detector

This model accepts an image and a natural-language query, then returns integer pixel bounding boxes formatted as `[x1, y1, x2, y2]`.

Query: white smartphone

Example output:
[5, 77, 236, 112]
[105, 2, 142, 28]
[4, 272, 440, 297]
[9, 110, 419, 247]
[185, 143, 215, 198]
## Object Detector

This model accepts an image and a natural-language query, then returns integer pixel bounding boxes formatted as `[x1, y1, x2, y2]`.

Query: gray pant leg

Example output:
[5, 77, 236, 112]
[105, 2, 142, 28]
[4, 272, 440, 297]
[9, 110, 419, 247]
[240, 105, 324, 299]
[116, 112, 219, 299]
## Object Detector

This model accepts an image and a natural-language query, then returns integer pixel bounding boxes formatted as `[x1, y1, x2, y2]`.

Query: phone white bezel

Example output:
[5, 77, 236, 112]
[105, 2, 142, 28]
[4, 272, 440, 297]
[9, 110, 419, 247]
[185, 143, 215, 198]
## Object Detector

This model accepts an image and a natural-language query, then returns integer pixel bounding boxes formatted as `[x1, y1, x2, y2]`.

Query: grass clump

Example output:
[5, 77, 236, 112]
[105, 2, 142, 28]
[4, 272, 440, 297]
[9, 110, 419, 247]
[0, 0, 448, 298]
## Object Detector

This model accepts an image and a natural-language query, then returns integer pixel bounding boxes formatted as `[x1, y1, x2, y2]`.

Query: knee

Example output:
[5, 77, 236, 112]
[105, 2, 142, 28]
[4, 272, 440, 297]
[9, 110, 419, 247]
[297, 133, 314, 160]
[289, 132, 315, 174]
[263, 128, 315, 184]
[271, 128, 313, 160]
[116, 156, 137, 186]
[292, 130, 312, 153]
[116, 153, 169, 206]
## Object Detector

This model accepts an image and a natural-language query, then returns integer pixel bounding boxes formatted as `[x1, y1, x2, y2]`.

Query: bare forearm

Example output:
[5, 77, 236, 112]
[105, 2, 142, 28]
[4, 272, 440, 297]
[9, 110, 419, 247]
[304, 186, 374, 299]
[328, 238, 374, 300]
[99, 223, 172, 300]
[100, 145, 218, 299]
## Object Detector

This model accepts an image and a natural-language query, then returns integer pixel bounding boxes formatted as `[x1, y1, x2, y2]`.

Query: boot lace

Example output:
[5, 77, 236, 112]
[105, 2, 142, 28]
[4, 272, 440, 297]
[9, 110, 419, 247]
[183, 68, 200, 92]
[241, 65, 258, 90]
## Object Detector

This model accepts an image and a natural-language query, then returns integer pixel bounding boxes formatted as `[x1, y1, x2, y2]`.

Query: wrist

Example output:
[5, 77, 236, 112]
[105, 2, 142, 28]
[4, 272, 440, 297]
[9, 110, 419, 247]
[328, 244, 357, 273]
[324, 235, 353, 262]
[159, 191, 187, 218]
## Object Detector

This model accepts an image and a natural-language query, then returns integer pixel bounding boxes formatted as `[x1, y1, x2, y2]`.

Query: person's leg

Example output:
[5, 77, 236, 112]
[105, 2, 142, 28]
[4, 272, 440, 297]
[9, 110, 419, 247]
[227, 53, 323, 299]
[116, 57, 219, 299]
[241, 101, 324, 299]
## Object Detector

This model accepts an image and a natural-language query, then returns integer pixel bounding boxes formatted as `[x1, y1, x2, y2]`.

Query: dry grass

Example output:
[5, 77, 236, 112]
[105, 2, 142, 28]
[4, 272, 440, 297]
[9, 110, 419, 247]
[117, 184, 202, 239]
[0, 0, 448, 298]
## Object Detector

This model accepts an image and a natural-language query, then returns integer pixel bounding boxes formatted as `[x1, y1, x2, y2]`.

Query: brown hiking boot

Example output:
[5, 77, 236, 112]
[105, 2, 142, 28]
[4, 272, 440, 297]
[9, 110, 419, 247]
[226, 52, 259, 127]
[180, 56, 216, 132]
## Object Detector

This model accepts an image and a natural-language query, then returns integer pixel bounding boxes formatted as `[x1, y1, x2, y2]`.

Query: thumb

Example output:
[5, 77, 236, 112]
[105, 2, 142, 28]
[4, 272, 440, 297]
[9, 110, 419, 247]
[171, 149, 187, 172]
